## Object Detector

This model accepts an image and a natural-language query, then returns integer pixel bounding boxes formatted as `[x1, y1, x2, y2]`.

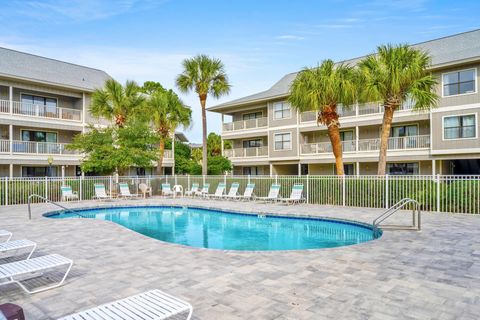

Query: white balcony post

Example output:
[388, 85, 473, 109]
[355, 126, 359, 152]
[36, 142, 39, 154]
[35, 104, 39, 117]
[221, 138, 224, 157]
[221, 114, 224, 133]
[356, 162, 360, 176]
[59, 107, 63, 120]
[8, 125, 12, 156]
[8, 86, 13, 115]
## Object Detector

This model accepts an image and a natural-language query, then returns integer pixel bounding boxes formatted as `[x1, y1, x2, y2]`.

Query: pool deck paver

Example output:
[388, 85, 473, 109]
[0, 198, 479, 319]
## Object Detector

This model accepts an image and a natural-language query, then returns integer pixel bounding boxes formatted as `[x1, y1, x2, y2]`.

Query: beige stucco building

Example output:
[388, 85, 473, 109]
[209, 30, 480, 175]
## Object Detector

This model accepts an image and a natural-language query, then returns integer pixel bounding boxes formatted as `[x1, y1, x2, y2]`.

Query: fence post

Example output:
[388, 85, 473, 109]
[247, 174, 251, 184]
[45, 176, 48, 200]
[275, 175, 278, 185]
[306, 175, 309, 204]
[385, 174, 389, 209]
[224, 173, 227, 185]
[342, 174, 346, 207]
[436, 174, 441, 213]
[203, 175, 206, 186]
[79, 175, 83, 201]
[175, 174, 178, 186]
[109, 175, 113, 195]
[5, 177, 8, 206]
[187, 174, 190, 188]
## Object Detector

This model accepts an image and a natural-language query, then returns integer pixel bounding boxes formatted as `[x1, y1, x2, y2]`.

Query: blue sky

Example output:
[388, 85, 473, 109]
[0, 0, 479, 142]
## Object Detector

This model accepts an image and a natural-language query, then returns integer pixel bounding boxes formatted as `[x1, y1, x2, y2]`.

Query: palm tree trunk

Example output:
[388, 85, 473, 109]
[377, 105, 395, 175]
[326, 121, 344, 175]
[199, 94, 208, 175]
[156, 138, 165, 175]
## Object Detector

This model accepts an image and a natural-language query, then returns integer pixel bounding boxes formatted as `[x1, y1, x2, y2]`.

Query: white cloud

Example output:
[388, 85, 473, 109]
[276, 35, 305, 41]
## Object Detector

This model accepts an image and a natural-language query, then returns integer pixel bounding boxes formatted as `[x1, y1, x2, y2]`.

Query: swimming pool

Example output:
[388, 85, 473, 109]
[47, 206, 380, 251]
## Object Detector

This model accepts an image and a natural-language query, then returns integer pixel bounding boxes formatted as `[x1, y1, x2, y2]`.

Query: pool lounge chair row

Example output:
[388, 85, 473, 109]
[0, 230, 193, 319]
[178, 182, 306, 204]
[61, 183, 143, 202]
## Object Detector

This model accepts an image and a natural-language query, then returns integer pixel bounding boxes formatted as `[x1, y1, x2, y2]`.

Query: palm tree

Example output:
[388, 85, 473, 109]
[358, 44, 438, 175]
[288, 60, 358, 175]
[176, 55, 230, 175]
[90, 79, 144, 127]
[144, 88, 192, 175]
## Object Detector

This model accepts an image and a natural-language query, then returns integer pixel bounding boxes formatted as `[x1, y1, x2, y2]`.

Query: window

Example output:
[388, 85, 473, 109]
[443, 69, 476, 96]
[273, 102, 291, 119]
[243, 166, 261, 175]
[340, 131, 354, 141]
[21, 94, 58, 115]
[243, 112, 262, 120]
[243, 139, 262, 148]
[390, 125, 418, 137]
[444, 115, 476, 139]
[22, 166, 57, 177]
[21, 130, 57, 143]
[387, 163, 419, 175]
[274, 133, 291, 150]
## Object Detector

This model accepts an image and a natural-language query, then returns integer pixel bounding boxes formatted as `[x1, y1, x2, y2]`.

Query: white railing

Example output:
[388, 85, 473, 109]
[0, 100, 82, 121]
[163, 150, 173, 159]
[300, 106, 356, 123]
[358, 135, 430, 151]
[224, 146, 268, 158]
[6, 140, 78, 155]
[0, 140, 9, 153]
[223, 117, 268, 132]
[0, 174, 479, 214]
[301, 140, 356, 154]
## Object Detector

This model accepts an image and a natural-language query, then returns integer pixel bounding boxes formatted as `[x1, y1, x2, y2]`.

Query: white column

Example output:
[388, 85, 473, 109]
[9, 86, 13, 114]
[439, 159, 443, 175]
[356, 162, 360, 176]
[269, 163, 273, 176]
[432, 159, 436, 176]
[82, 92, 86, 133]
[355, 126, 359, 152]
[8, 125, 12, 155]
[9, 164, 13, 178]
[297, 162, 301, 176]
[61, 165, 65, 180]
[221, 138, 224, 156]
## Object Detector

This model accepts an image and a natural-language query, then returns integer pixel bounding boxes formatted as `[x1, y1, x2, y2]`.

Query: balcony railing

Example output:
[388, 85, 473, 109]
[224, 146, 268, 158]
[301, 135, 430, 154]
[222, 117, 268, 132]
[358, 135, 430, 151]
[0, 140, 79, 155]
[163, 149, 173, 159]
[0, 100, 82, 122]
[300, 100, 415, 123]
[301, 140, 356, 154]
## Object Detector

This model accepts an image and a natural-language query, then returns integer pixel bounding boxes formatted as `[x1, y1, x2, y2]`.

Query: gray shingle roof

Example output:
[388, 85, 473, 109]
[0, 47, 111, 91]
[209, 29, 480, 111]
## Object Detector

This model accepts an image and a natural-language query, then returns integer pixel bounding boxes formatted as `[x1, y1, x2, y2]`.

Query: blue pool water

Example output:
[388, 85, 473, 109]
[47, 206, 379, 251]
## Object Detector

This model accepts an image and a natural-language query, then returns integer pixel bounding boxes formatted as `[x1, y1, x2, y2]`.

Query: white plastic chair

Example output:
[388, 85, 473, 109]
[93, 184, 111, 201]
[223, 182, 240, 200]
[184, 183, 199, 197]
[280, 184, 306, 205]
[256, 184, 281, 202]
[162, 183, 174, 197]
[207, 183, 226, 199]
[195, 184, 210, 198]
[61, 186, 79, 202]
[118, 183, 139, 199]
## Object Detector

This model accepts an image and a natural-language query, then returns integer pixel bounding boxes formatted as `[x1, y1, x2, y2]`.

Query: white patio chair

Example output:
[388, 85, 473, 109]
[58, 289, 193, 320]
[235, 183, 256, 201]
[61, 186, 79, 202]
[184, 183, 199, 197]
[194, 183, 210, 198]
[93, 184, 111, 201]
[139, 183, 152, 198]
[0, 239, 36, 260]
[118, 183, 139, 199]
[162, 183, 174, 197]
[0, 254, 73, 294]
[223, 182, 240, 200]
[255, 184, 281, 202]
[279, 184, 306, 205]
[207, 183, 226, 199]
[0, 230, 12, 242]
[173, 185, 183, 197]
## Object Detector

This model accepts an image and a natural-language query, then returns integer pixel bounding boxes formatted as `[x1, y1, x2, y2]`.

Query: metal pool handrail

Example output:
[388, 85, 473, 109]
[372, 198, 421, 237]
[27, 194, 77, 220]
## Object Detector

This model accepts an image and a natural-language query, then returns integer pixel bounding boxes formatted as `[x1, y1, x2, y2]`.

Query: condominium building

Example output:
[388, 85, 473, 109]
[209, 29, 480, 176]
[0, 48, 175, 177]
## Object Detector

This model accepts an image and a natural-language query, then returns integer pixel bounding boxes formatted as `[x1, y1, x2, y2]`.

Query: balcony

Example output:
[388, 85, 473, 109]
[224, 146, 268, 158]
[0, 100, 82, 122]
[300, 100, 415, 123]
[301, 135, 430, 154]
[0, 140, 79, 155]
[222, 117, 268, 132]
[163, 149, 173, 158]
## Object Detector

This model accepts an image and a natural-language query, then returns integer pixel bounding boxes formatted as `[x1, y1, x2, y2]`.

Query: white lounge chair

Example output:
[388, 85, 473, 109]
[184, 183, 199, 197]
[207, 183, 226, 199]
[0, 239, 36, 260]
[195, 183, 210, 198]
[58, 289, 193, 320]
[93, 184, 111, 201]
[235, 183, 256, 201]
[139, 183, 152, 198]
[161, 183, 174, 197]
[223, 182, 240, 200]
[280, 184, 306, 205]
[61, 186, 79, 202]
[0, 254, 73, 294]
[0, 230, 12, 242]
[118, 183, 139, 199]
[256, 184, 281, 202]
